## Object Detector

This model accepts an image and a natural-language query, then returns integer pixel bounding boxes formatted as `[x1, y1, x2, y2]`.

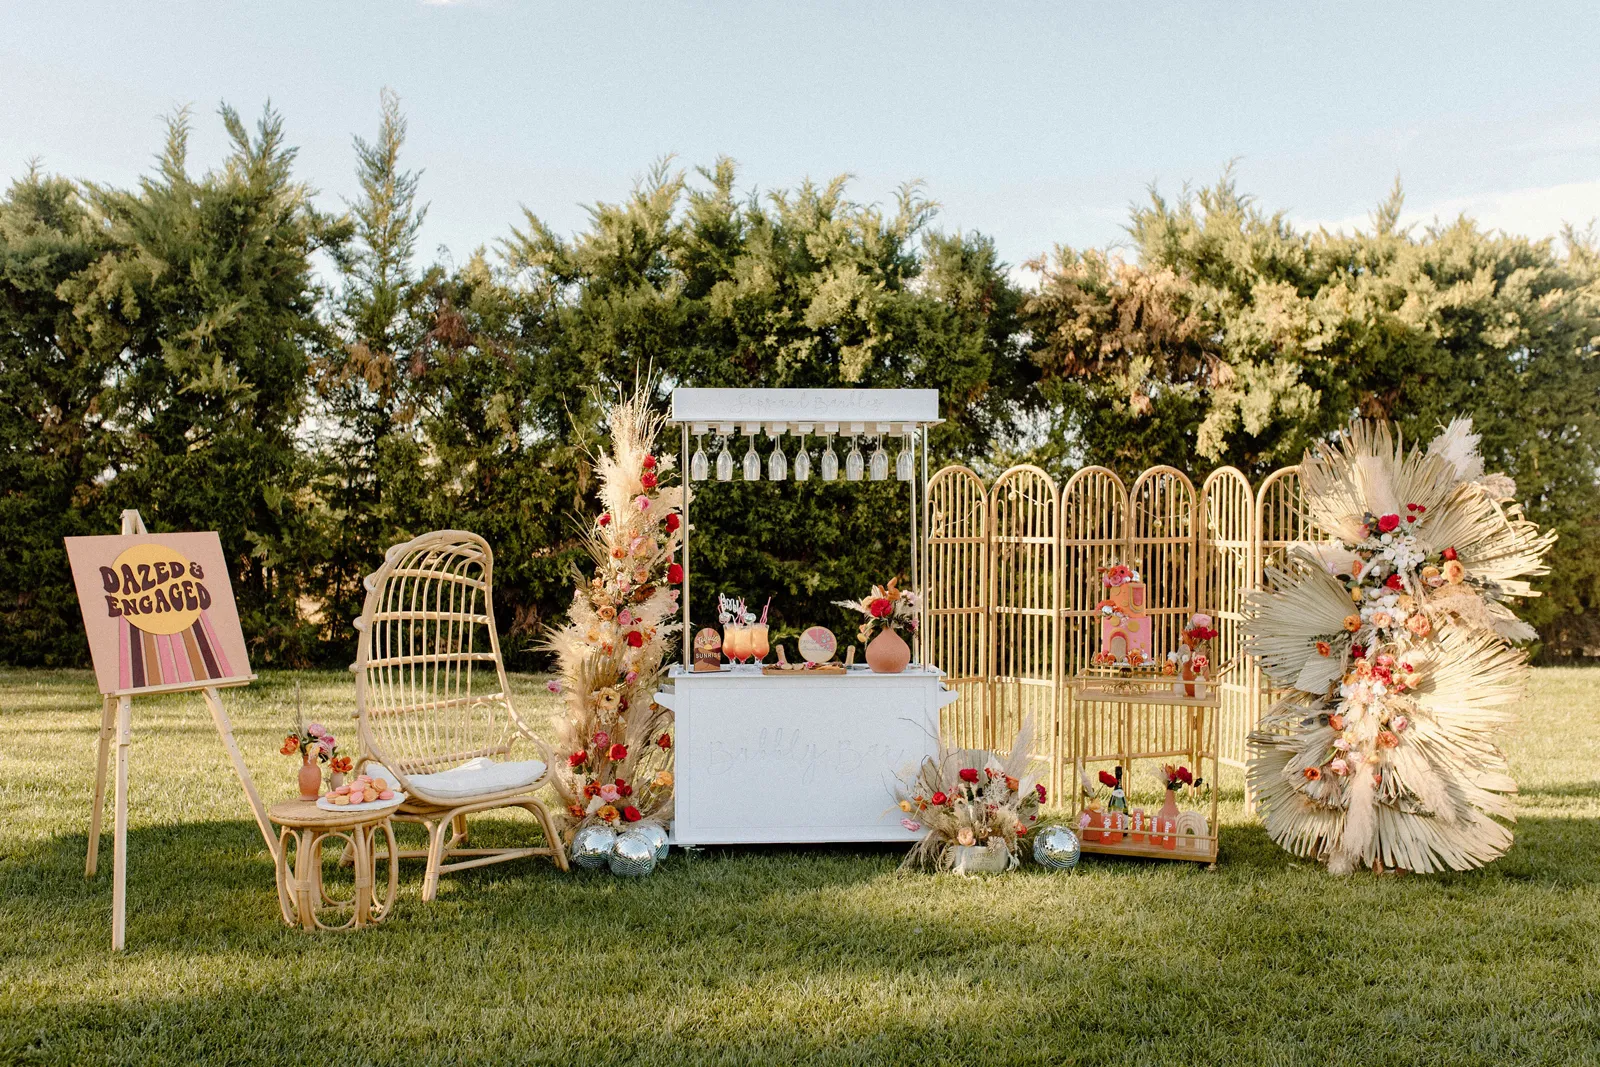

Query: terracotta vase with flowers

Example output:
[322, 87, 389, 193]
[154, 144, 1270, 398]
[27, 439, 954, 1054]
[837, 577, 919, 675]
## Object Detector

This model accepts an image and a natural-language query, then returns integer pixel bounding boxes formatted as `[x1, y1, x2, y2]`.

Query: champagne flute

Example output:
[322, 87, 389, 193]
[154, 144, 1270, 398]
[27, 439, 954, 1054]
[767, 434, 787, 481]
[820, 433, 839, 481]
[793, 432, 811, 481]
[741, 435, 761, 480]
[691, 433, 709, 481]
[715, 435, 734, 481]
[869, 435, 888, 481]
[896, 432, 915, 481]
[845, 435, 865, 481]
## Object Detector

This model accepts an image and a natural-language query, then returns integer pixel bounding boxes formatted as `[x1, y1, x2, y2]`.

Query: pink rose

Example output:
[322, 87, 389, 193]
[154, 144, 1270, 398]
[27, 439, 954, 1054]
[635, 495, 651, 512]
[546, 680, 562, 693]
[900, 818, 921, 832]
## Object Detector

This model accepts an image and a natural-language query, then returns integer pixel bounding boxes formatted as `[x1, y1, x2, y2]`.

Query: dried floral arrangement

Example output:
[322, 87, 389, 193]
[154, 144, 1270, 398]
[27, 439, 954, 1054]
[893, 719, 1047, 871]
[836, 577, 919, 645]
[542, 389, 685, 839]
[1245, 418, 1555, 874]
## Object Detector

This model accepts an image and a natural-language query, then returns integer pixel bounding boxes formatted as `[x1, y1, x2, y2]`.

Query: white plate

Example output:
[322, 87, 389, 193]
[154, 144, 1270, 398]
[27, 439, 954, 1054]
[316, 791, 407, 813]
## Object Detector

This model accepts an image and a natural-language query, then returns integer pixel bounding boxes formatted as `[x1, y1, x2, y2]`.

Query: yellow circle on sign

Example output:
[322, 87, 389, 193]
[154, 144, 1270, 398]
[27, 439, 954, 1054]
[111, 543, 203, 635]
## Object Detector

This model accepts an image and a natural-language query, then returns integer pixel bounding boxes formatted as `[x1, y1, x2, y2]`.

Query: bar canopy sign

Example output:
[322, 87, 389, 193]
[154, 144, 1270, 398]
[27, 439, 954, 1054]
[65, 531, 252, 696]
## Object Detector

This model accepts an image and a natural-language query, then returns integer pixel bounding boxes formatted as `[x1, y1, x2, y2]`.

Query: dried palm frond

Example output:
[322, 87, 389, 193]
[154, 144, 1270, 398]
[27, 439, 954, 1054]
[1244, 556, 1353, 692]
[1298, 421, 1458, 542]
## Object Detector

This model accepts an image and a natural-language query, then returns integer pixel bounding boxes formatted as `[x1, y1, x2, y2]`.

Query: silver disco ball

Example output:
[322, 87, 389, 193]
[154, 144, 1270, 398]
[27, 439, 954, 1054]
[1032, 826, 1081, 871]
[633, 822, 670, 861]
[571, 825, 617, 869]
[609, 831, 658, 877]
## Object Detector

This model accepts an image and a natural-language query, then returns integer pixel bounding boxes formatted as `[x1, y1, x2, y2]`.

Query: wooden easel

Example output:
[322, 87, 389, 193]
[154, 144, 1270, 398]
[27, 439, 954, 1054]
[84, 509, 280, 950]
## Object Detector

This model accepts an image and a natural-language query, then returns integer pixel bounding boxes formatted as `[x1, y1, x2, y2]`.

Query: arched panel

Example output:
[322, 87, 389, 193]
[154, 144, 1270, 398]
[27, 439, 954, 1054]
[1059, 467, 1130, 777]
[926, 465, 988, 750]
[988, 465, 1061, 789]
[1129, 466, 1199, 666]
[1200, 466, 1254, 768]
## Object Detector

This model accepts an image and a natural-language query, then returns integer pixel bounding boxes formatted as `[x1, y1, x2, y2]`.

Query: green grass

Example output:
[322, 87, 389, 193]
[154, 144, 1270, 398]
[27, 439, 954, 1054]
[2, 667, 1598, 1066]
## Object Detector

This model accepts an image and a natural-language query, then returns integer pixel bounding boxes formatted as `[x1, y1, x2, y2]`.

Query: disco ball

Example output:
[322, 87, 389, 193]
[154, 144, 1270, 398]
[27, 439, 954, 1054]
[570, 825, 617, 869]
[1032, 825, 1081, 872]
[609, 831, 658, 877]
[633, 822, 671, 861]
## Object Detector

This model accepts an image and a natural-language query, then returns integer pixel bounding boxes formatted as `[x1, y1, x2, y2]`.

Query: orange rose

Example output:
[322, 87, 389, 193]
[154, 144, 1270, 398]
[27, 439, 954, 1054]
[1443, 560, 1465, 584]
[1377, 730, 1399, 748]
[1315, 640, 1332, 657]
[597, 805, 619, 822]
[1343, 615, 1362, 633]
[1406, 613, 1432, 637]
[1328, 714, 1345, 731]
[1303, 766, 1322, 781]
[279, 735, 300, 756]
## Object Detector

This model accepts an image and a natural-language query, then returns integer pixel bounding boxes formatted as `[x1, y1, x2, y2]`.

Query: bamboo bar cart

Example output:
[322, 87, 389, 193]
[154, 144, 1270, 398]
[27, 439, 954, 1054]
[1067, 668, 1221, 865]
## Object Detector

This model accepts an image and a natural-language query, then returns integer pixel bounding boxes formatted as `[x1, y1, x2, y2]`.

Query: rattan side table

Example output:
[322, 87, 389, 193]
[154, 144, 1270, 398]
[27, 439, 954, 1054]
[269, 799, 398, 930]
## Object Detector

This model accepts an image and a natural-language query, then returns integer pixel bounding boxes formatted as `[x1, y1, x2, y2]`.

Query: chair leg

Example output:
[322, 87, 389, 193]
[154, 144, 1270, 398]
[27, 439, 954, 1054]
[448, 814, 469, 849]
[524, 800, 571, 872]
[422, 819, 448, 903]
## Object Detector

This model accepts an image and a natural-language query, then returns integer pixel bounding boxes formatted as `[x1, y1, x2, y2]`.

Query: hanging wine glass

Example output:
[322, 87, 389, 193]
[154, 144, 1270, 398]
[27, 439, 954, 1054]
[768, 433, 787, 481]
[715, 435, 734, 481]
[820, 433, 839, 481]
[845, 435, 865, 481]
[741, 434, 761, 480]
[793, 433, 811, 481]
[869, 435, 889, 481]
[896, 432, 915, 481]
[691, 433, 709, 481]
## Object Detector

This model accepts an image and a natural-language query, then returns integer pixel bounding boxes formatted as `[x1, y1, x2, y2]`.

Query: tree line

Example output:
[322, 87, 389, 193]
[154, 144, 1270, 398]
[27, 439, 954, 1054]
[4, 97, 1596, 669]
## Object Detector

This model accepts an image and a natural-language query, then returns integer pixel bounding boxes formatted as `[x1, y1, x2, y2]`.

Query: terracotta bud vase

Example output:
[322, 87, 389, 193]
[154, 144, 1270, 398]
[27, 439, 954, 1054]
[298, 756, 322, 801]
[1154, 786, 1181, 850]
[865, 627, 910, 674]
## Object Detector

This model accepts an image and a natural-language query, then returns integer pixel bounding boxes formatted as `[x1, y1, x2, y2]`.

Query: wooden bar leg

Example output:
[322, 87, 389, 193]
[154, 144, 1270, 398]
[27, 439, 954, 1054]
[86, 695, 116, 878]
[110, 694, 131, 951]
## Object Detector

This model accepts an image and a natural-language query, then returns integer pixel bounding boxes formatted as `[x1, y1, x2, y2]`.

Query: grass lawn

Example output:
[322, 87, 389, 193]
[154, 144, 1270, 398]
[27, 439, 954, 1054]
[2, 667, 1598, 1066]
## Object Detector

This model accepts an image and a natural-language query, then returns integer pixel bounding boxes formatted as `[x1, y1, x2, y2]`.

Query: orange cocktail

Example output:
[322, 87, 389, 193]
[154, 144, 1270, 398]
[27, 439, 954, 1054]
[748, 623, 769, 664]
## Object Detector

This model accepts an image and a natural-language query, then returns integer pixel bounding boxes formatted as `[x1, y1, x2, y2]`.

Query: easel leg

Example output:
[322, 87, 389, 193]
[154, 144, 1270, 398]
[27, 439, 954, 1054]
[86, 695, 115, 877]
[200, 686, 281, 866]
[111, 694, 131, 951]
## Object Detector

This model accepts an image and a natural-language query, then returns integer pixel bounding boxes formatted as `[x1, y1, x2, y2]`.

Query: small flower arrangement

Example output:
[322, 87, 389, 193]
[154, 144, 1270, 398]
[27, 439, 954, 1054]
[836, 577, 919, 645]
[1158, 763, 1203, 792]
[894, 720, 1044, 871]
[1102, 563, 1141, 587]
[281, 720, 339, 765]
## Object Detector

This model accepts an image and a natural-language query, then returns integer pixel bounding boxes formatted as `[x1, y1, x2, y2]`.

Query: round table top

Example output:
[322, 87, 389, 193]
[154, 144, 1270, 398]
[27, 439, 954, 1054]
[269, 797, 396, 830]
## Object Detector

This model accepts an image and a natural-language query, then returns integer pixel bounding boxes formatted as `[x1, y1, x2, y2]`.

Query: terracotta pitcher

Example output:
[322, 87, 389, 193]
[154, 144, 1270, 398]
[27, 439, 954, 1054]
[298, 756, 322, 801]
[865, 628, 910, 674]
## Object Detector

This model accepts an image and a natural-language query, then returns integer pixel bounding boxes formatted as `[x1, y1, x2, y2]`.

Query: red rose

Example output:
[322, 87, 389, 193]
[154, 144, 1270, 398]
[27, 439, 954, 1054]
[618, 781, 633, 797]
[640, 471, 658, 489]
[626, 630, 644, 648]
[1405, 515, 1416, 524]
[958, 767, 979, 783]
[568, 750, 587, 768]
[1442, 546, 1458, 561]
[1177, 766, 1194, 784]
[931, 791, 948, 805]
[1377, 513, 1400, 533]
[622, 805, 642, 822]
[1034, 783, 1047, 803]
[598, 513, 611, 527]
[667, 563, 683, 584]
[665, 513, 681, 533]
[868, 597, 893, 619]
[657, 733, 672, 750]
[1405, 503, 1418, 512]
[1352, 644, 1366, 659]
[642, 455, 656, 470]
[1098, 770, 1118, 788]
[608, 743, 628, 761]
[1385, 574, 1404, 591]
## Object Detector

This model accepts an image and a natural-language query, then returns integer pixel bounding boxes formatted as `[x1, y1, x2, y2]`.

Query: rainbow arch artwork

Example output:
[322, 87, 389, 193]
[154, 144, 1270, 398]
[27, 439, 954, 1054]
[65, 532, 252, 696]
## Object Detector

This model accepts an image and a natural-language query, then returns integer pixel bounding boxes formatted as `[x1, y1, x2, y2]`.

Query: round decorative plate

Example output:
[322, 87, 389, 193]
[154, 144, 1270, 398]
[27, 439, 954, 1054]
[316, 791, 406, 813]
[797, 626, 837, 663]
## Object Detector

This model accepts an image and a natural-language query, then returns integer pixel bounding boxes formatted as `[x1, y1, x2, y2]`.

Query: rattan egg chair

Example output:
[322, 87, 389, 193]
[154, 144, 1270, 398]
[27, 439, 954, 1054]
[353, 530, 568, 901]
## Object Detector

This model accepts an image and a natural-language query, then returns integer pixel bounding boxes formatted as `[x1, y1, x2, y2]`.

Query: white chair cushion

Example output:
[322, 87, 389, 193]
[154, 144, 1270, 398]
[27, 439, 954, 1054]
[364, 756, 547, 801]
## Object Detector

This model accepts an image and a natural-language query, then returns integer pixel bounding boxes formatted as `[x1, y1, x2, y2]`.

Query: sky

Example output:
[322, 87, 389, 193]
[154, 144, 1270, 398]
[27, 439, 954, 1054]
[4, 1, 1600, 277]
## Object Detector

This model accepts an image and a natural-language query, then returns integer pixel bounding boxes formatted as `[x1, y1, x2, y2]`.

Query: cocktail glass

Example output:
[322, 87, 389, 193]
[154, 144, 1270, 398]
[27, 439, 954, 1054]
[749, 623, 770, 664]
[723, 624, 748, 665]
